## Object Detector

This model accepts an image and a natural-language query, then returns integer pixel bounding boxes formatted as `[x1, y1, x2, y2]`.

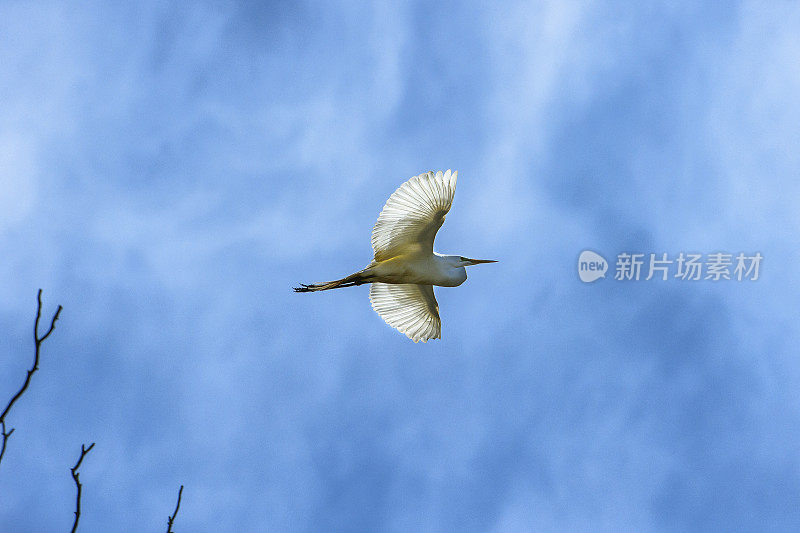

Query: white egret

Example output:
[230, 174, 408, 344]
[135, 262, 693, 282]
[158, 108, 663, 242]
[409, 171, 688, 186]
[295, 170, 496, 342]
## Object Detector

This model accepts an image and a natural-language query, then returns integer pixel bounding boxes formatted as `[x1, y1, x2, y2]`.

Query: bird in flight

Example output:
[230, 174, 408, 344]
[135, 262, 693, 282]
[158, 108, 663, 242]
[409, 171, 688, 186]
[295, 170, 496, 342]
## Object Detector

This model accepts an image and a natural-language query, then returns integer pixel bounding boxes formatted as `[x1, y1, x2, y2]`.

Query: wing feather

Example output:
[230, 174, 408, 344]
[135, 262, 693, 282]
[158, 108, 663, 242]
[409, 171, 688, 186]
[371, 170, 457, 260]
[369, 283, 441, 343]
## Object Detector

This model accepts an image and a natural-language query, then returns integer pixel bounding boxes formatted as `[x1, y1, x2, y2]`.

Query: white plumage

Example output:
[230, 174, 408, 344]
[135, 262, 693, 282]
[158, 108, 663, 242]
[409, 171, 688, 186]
[371, 169, 457, 261]
[369, 283, 441, 343]
[295, 170, 496, 343]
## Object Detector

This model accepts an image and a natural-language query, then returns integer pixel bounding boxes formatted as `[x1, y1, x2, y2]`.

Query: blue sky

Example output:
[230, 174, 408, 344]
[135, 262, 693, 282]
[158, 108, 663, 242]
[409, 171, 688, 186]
[1, 1, 799, 531]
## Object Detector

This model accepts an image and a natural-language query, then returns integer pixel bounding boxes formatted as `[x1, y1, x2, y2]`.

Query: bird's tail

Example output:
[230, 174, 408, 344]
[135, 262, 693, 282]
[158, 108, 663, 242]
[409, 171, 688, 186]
[294, 270, 371, 293]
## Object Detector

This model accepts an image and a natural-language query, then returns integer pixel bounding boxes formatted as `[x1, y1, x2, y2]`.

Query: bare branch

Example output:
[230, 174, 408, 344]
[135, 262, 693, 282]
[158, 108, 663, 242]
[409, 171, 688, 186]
[0, 421, 13, 466]
[167, 485, 184, 532]
[0, 289, 62, 470]
[70, 442, 95, 533]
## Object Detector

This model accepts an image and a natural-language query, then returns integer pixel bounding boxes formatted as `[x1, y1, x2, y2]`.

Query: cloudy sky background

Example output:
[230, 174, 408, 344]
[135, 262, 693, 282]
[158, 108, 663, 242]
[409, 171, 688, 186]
[1, 1, 799, 531]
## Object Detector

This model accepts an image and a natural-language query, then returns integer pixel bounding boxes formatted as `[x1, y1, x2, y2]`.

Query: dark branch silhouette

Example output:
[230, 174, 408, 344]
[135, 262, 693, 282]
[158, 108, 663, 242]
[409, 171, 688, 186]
[167, 485, 184, 532]
[0, 421, 13, 467]
[0, 289, 62, 470]
[2, 290, 184, 529]
[70, 442, 95, 533]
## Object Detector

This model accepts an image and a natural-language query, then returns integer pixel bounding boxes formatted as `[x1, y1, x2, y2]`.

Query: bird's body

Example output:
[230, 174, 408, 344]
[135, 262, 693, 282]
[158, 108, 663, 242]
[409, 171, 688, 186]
[365, 253, 467, 287]
[295, 170, 495, 342]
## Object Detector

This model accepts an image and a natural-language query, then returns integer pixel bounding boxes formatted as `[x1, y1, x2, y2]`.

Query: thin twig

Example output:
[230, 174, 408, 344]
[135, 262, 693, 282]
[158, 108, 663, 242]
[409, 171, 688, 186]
[167, 485, 184, 532]
[0, 421, 13, 465]
[70, 442, 95, 533]
[0, 289, 62, 470]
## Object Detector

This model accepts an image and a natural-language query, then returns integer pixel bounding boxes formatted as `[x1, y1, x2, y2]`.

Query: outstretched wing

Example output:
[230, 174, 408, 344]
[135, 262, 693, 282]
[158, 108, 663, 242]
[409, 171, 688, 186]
[369, 282, 441, 343]
[371, 170, 457, 261]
